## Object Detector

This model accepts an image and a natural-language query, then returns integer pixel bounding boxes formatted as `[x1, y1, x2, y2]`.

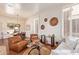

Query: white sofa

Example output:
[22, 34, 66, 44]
[50, 36, 79, 55]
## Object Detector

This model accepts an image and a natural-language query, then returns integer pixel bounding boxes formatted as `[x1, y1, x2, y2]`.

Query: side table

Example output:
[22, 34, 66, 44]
[51, 41, 59, 49]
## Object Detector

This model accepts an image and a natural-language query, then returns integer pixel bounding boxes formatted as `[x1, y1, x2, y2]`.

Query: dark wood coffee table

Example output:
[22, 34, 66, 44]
[44, 43, 59, 50]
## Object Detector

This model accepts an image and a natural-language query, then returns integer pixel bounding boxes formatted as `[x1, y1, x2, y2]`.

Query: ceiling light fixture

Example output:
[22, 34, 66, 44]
[6, 3, 20, 15]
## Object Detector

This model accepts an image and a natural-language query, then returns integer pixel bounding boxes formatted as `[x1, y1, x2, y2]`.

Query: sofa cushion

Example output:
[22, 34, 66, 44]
[10, 36, 22, 44]
[10, 40, 28, 52]
[64, 36, 79, 50]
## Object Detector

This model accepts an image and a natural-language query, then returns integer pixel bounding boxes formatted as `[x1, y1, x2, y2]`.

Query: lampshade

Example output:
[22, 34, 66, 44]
[14, 27, 19, 29]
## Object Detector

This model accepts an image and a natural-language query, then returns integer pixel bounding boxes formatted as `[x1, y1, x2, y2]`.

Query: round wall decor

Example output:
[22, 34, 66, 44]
[50, 17, 58, 26]
[44, 18, 48, 22]
[41, 25, 45, 30]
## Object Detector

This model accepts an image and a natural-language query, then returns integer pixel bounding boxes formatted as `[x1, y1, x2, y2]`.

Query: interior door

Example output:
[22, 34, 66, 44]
[34, 18, 39, 34]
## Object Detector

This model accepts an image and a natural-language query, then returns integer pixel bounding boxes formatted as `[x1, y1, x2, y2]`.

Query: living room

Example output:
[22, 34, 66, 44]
[0, 3, 79, 55]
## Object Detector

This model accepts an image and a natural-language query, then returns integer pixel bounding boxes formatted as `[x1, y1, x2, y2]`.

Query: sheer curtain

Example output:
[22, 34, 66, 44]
[63, 8, 71, 38]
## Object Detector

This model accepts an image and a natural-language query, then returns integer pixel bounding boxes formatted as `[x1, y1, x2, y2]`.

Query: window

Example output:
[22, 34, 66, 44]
[72, 4, 79, 15]
[63, 4, 79, 37]
[72, 19, 79, 37]
[71, 4, 79, 37]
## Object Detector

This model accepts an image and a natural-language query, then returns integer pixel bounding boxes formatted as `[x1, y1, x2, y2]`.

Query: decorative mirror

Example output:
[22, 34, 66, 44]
[50, 17, 58, 26]
[44, 18, 48, 22]
[41, 25, 45, 30]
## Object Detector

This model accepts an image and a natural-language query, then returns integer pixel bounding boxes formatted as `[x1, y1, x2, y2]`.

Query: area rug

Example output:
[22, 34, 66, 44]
[23, 46, 51, 55]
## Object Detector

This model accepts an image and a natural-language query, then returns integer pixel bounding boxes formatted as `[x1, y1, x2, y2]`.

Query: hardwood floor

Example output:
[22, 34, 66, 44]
[0, 39, 9, 54]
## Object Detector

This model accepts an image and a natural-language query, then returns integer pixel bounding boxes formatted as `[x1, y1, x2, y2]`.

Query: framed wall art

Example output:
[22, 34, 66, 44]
[44, 18, 48, 22]
[50, 17, 58, 26]
[41, 25, 45, 30]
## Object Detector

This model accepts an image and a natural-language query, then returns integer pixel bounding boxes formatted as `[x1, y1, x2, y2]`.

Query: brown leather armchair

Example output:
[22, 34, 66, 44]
[30, 34, 40, 45]
[8, 36, 28, 53]
[30, 34, 38, 42]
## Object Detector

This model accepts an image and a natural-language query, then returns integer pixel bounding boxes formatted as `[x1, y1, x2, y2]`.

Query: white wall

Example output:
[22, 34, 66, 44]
[25, 15, 39, 37]
[26, 7, 63, 42]
[38, 7, 62, 42]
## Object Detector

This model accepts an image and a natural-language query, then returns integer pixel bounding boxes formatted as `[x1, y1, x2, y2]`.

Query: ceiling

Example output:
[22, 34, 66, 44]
[0, 3, 73, 19]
